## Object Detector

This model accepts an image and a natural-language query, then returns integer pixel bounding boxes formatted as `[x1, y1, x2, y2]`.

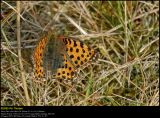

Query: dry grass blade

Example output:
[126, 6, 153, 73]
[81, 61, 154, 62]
[16, 1, 30, 106]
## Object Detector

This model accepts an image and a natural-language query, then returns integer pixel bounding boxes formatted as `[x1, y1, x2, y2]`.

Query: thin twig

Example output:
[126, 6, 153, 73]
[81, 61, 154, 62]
[61, 13, 87, 35]
[17, 1, 30, 106]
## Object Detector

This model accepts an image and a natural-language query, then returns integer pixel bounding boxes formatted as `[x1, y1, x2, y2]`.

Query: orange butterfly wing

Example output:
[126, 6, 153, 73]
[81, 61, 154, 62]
[32, 36, 48, 78]
[55, 37, 96, 79]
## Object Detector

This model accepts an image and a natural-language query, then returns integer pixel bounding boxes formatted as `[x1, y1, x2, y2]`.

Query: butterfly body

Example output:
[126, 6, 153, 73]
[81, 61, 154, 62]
[43, 35, 65, 75]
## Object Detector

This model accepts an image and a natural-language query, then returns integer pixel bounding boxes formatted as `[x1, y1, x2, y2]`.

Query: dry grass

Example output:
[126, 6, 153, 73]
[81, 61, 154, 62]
[1, 1, 159, 106]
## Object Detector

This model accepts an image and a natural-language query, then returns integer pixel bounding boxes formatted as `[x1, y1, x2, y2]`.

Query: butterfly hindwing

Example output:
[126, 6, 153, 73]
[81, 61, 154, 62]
[55, 54, 75, 79]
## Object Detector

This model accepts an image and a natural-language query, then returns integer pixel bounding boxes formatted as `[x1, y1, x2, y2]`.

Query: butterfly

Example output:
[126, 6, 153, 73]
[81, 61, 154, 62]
[32, 32, 97, 82]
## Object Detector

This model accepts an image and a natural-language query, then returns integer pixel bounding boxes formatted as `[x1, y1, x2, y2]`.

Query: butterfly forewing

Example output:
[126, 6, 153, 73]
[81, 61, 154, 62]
[32, 36, 48, 78]
[61, 37, 95, 68]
